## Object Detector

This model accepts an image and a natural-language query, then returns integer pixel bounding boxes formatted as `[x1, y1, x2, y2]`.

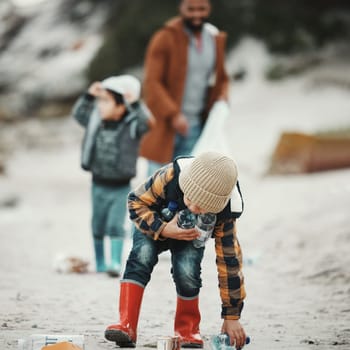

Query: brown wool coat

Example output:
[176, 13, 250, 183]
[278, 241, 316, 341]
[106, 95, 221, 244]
[140, 17, 229, 163]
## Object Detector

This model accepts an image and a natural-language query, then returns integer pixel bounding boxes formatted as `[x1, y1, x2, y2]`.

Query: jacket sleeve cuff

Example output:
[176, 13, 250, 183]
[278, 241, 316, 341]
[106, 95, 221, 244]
[223, 315, 240, 320]
[84, 92, 95, 101]
[152, 221, 167, 241]
[221, 303, 244, 320]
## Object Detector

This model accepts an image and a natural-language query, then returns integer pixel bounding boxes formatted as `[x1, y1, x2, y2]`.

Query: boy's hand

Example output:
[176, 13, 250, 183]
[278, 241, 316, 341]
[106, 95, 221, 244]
[161, 215, 199, 241]
[88, 81, 103, 97]
[221, 320, 246, 349]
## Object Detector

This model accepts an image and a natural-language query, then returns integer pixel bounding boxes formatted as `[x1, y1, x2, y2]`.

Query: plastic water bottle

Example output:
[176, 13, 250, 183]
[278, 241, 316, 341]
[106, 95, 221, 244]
[177, 209, 196, 229]
[193, 213, 216, 248]
[210, 333, 250, 350]
[161, 201, 178, 222]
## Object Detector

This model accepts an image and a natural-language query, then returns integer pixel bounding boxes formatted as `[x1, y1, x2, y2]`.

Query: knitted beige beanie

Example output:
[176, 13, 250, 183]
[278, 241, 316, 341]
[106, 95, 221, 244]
[179, 152, 238, 213]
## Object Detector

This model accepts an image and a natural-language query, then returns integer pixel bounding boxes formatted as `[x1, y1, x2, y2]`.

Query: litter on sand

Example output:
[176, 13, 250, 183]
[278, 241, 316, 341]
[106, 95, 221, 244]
[17, 334, 84, 350]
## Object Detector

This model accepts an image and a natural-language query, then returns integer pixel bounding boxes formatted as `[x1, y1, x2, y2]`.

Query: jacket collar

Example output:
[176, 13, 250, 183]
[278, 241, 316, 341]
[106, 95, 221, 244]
[164, 16, 184, 31]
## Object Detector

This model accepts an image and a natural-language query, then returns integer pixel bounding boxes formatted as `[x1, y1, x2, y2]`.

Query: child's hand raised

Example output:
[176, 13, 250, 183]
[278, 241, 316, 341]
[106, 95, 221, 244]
[88, 81, 103, 97]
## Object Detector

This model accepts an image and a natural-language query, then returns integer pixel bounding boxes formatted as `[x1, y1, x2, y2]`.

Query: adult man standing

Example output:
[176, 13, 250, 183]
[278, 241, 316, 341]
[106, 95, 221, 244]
[140, 0, 229, 172]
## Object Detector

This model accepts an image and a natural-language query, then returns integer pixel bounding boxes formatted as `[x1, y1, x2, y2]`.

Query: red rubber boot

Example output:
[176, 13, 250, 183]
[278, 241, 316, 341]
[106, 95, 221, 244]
[105, 282, 144, 347]
[174, 296, 203, 348]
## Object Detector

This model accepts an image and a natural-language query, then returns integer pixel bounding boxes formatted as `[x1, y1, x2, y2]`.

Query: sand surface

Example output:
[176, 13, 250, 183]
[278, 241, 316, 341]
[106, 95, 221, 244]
[1, 59, 350, 349]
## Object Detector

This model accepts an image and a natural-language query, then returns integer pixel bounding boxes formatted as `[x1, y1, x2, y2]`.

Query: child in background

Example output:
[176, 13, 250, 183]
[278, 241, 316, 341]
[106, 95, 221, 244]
[72, 75, 153, 277]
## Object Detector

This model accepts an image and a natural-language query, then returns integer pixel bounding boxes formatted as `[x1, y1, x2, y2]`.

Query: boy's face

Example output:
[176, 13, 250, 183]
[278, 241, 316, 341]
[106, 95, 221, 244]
[184, 196, 207, 215]
[97, 89, 126, 121]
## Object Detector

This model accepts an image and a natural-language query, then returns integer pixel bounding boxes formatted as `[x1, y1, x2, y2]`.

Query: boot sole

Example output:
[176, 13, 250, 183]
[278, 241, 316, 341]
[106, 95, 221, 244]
[105, 329, 136, 347]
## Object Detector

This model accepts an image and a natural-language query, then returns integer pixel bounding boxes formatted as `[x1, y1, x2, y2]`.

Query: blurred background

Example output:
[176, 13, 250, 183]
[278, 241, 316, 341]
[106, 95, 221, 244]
[1, 2, 350, 349]
[0, 0, 350, 122]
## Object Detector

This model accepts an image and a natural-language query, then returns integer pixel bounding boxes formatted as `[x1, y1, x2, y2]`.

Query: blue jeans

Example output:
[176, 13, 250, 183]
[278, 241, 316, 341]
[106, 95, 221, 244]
[147, 122, 202, 177]
[123, 227, 204, 298]
[91, 182, 130, 239]
[174, 122, 202, 159]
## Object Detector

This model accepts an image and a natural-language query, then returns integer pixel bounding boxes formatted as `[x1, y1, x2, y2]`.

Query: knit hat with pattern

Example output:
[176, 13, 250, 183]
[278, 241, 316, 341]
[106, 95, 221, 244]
[179, 152, 238, 213]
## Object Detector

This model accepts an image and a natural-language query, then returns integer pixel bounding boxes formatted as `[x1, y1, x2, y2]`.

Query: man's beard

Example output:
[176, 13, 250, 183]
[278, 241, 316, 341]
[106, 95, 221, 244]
[183, 17, 208, 33]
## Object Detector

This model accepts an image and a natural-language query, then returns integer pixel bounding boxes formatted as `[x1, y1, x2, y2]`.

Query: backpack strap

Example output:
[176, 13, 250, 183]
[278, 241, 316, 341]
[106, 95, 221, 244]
[216, 180, 244, 221]
[164, 156, 193, 210]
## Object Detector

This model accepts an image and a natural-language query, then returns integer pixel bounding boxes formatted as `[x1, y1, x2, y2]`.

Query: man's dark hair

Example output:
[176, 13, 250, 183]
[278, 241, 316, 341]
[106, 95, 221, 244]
[106, 89, 124, 105]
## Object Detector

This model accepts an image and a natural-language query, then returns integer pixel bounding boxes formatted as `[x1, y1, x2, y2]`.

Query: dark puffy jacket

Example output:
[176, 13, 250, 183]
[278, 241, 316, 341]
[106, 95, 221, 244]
[72, 93, 150, 183]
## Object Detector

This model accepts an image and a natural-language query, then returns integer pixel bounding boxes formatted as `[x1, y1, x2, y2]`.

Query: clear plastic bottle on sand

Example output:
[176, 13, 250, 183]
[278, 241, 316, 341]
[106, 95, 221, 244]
[210, 333, 250, 350]
[193, 213, 216, 248]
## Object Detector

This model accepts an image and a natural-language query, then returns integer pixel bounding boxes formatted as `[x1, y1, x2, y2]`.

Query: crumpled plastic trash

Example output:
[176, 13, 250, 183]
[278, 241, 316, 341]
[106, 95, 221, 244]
[53, 253, 89, 273]
[18, 334, 84, 350]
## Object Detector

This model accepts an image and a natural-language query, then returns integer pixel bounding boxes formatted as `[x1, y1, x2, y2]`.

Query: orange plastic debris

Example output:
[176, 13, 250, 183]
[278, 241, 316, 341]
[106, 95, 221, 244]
[41, 341, 83, 350]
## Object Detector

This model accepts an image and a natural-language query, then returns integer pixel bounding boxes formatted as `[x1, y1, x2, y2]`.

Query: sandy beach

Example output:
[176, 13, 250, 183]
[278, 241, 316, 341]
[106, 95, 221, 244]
[1, 46, 350, 349]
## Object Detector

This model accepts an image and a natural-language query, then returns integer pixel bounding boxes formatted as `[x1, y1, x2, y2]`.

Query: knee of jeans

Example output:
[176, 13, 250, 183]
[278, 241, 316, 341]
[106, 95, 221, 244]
[175, 277, 201, 298]
[124, 244, 159, 285]
[107, 226, 125, 239]
[138, 243, 158, 266]
[172, 261, 202, 297]
[93, 232, 104, 240]
[127, 241, 158, 270]
[108, 232, 125, 239]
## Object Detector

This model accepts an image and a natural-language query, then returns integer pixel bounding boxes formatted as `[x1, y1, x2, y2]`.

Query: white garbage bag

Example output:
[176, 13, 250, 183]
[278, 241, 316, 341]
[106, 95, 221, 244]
[192, 100, 231, 156]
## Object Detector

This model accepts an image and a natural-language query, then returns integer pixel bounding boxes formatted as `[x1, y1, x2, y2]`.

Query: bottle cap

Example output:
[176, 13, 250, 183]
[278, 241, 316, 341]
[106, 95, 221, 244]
[168, 201, 178, 211]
